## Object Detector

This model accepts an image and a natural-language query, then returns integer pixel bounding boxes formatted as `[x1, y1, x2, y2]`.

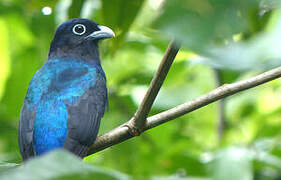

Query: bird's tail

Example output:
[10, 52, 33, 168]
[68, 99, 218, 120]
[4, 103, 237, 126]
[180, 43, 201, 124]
[63, 137, 89, 158]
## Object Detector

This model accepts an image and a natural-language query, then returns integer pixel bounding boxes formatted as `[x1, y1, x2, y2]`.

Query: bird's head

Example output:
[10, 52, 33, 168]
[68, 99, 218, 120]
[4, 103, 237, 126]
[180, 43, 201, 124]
[49, 18, 115, 60]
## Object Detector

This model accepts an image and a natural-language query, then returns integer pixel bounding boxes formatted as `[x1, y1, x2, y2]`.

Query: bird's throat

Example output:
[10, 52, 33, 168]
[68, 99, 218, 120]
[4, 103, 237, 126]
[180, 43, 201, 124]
[48, 40, 100, 63]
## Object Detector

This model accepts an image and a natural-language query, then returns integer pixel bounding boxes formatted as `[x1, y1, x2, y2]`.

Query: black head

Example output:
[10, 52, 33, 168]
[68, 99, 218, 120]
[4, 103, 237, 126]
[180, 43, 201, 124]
[48, 18, 115, 60]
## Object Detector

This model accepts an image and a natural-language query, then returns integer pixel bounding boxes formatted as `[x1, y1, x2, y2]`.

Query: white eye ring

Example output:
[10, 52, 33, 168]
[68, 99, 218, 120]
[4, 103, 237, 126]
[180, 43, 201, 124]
[72, 24, 86, 35]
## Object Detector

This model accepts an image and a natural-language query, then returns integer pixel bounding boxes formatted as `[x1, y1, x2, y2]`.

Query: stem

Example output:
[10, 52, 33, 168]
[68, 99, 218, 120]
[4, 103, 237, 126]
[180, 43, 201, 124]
[130, 40, 180, 134]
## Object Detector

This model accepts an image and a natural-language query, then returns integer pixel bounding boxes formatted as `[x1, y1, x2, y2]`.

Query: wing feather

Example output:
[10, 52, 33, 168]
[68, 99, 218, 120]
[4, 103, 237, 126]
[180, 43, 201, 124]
[64, 70, 107, 157]
[18, 101, 36, 160]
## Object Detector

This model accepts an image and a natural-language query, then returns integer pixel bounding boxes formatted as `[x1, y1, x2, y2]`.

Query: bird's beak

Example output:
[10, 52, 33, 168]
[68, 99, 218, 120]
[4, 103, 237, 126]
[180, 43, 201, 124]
[85, 25, 115, 40]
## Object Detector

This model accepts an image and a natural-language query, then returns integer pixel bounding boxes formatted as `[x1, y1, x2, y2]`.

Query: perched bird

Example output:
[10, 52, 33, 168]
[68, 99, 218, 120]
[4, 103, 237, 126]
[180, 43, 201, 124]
[18, 18, 114, 160]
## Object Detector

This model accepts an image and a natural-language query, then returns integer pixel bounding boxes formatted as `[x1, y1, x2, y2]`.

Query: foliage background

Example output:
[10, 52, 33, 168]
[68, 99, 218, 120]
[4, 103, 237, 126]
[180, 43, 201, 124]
[0, 0, 280, 179]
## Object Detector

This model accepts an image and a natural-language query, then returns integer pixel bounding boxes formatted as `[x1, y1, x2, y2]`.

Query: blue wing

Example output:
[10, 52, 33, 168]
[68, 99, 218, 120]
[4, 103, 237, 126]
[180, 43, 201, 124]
[18, 59, 107, 159]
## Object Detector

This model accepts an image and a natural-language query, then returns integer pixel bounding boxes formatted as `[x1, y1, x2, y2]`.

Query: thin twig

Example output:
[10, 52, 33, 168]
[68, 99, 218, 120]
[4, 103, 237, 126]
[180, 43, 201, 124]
[87, 66, 281, 156]
[130, 40, 180, 134]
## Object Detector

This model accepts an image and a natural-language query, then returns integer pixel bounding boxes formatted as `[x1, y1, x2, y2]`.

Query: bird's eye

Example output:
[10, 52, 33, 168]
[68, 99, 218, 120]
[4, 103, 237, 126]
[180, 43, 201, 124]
[72, 24, 86, 35]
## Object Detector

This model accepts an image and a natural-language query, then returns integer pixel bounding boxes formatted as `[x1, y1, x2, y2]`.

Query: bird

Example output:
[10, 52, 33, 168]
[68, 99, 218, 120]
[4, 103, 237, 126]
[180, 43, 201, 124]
[18, 18, 115, 160]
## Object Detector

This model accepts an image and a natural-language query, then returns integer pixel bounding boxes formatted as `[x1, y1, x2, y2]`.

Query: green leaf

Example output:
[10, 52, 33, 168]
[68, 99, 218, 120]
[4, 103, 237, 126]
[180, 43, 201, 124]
[68, 0, 86, 18]
[253, 138, 281, 170]
[210, 147, 253, 180]
[0, 161, 19, 173]
[0, 18, 11, 100]
[101, 0, 144, 34]
[151, 176, 211, 180]
[260, 0, 281, 11]
[100, 0, 144, 51]
[154, 0, 259, 50]
[0, 150, 130, 180]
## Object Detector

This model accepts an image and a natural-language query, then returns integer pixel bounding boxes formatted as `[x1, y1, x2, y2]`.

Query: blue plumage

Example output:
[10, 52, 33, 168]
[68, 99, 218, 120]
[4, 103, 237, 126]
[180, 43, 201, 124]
[30, 59, 97, 155]
[18, 18, 114, 160]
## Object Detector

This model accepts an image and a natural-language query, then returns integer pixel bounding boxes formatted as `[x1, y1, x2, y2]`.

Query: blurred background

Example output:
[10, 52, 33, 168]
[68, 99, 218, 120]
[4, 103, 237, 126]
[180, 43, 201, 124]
[0, 0, 281, 179]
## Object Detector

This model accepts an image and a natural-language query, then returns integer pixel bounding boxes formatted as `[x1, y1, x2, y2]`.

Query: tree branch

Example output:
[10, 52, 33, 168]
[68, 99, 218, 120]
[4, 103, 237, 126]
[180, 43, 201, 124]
[130, 40, 180, 134]
[88, 66, 281, 156]
[213, 69, 227, 140]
